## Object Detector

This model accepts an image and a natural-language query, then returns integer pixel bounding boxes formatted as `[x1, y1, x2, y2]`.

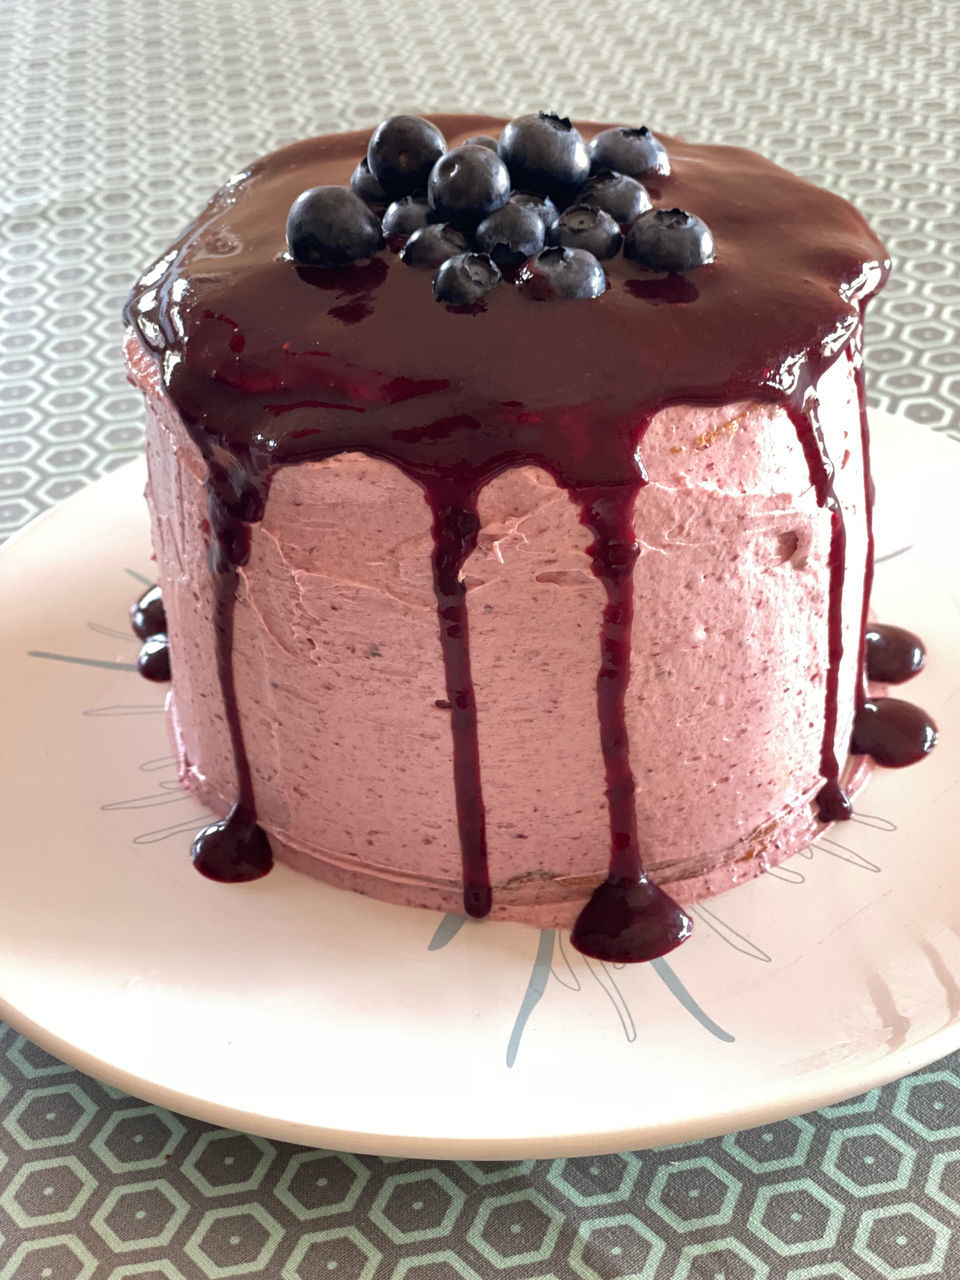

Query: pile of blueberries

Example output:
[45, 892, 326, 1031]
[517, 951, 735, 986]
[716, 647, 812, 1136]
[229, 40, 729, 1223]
[285, 113, 715, 305]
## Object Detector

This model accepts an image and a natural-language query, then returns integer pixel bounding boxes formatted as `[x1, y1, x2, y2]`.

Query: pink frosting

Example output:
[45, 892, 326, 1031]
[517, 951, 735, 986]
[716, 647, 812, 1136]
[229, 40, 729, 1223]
[129, 329, 873, 924]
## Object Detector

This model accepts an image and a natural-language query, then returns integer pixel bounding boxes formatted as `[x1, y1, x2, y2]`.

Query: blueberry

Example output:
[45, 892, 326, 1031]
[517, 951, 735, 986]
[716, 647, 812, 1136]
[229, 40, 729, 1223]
[509, 191, 559, 231]
[286, 186, 384, 268]
[589, 126, 670, 178]
[400, 223, 469, 267]
[518, 245, 607, 300]
[463, 134, 499, 151]
[349, 158, 388, 207]
[498, 112, 591, 200]
[577, 170, 651, 224]
[475, 203, 545, 266]
[433, 252, 502, 305]
[367, 115, 447, 197]
[624, 208, 715, 272]
[382, 195, 434, 236]
[427, 145, 511, 228]
[550, 205, 622, 259]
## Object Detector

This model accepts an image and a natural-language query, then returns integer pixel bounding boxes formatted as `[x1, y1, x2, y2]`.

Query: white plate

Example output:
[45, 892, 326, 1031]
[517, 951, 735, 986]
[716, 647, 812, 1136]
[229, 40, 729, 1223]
[1, 411, 957, 1158]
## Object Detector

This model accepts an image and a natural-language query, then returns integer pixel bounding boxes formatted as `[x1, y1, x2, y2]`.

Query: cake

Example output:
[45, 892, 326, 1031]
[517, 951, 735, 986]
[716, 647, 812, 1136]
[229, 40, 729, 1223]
[124, 112, 936, 962]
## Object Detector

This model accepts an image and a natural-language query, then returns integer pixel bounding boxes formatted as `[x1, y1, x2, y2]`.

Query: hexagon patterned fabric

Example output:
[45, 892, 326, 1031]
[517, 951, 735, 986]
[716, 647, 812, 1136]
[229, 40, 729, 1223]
[1, 0, 958, 1276]
[5, 1025, 960, 1278]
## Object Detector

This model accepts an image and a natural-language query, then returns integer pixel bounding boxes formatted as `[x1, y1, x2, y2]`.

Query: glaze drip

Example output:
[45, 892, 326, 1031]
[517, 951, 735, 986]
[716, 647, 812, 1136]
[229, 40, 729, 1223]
[851, 698, 937, 767]
[853, 352, 876, 706]
[189, 471, 275, 883]
[865, 623, 926, 684]
[782, 386, 851, 824]
[136, 634, 171, 683]
[131, 583, 166, 639]
[131, 583, 172, 682]
[124, 114, 925, 961]
[570, 481, 693, 959]
[192, 801, 273, 882]
[430, 493, 491, 917]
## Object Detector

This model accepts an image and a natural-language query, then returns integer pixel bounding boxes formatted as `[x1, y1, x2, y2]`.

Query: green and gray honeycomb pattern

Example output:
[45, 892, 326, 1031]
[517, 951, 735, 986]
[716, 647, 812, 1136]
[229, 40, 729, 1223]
[3, 1025, 960, 1278]
[2, 0, 959, 1274]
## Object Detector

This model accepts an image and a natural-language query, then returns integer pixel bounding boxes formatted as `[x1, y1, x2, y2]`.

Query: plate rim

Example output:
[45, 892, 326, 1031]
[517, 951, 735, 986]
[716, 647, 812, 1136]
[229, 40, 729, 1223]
[4, 989, 960, 1159]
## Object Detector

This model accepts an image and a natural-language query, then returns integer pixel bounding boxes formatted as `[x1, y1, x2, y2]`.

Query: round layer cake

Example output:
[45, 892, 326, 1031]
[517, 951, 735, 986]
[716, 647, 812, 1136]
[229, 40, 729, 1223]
[124, 112, 932, 961]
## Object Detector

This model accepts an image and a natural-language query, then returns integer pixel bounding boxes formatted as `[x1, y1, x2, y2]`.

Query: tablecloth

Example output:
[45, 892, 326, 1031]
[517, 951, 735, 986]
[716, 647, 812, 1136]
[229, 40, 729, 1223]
[1, 0, 959, 1275]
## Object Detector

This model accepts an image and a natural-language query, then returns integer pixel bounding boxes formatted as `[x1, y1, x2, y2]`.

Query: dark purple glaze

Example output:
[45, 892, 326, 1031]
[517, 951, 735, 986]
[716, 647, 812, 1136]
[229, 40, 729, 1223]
[430, 492, 491, 917]
[571, 482, 694, 955]
[136, 633, 171, 682]
[866, 623, 926, 684]
[853, 352, 876, 707]
[130, 583, 166, 640]
[851, 698, 937, 767]
[782, 383, 851, 824]
[190, 484, 275, 883]
[571, 876, 694, 963]
[125, 114, 913, 961]
[192, 802, 273, 882]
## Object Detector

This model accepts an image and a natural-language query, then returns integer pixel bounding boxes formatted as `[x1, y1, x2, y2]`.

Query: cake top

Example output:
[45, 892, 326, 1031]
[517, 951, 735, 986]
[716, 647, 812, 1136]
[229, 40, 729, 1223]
[126, 112, 888, 495]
